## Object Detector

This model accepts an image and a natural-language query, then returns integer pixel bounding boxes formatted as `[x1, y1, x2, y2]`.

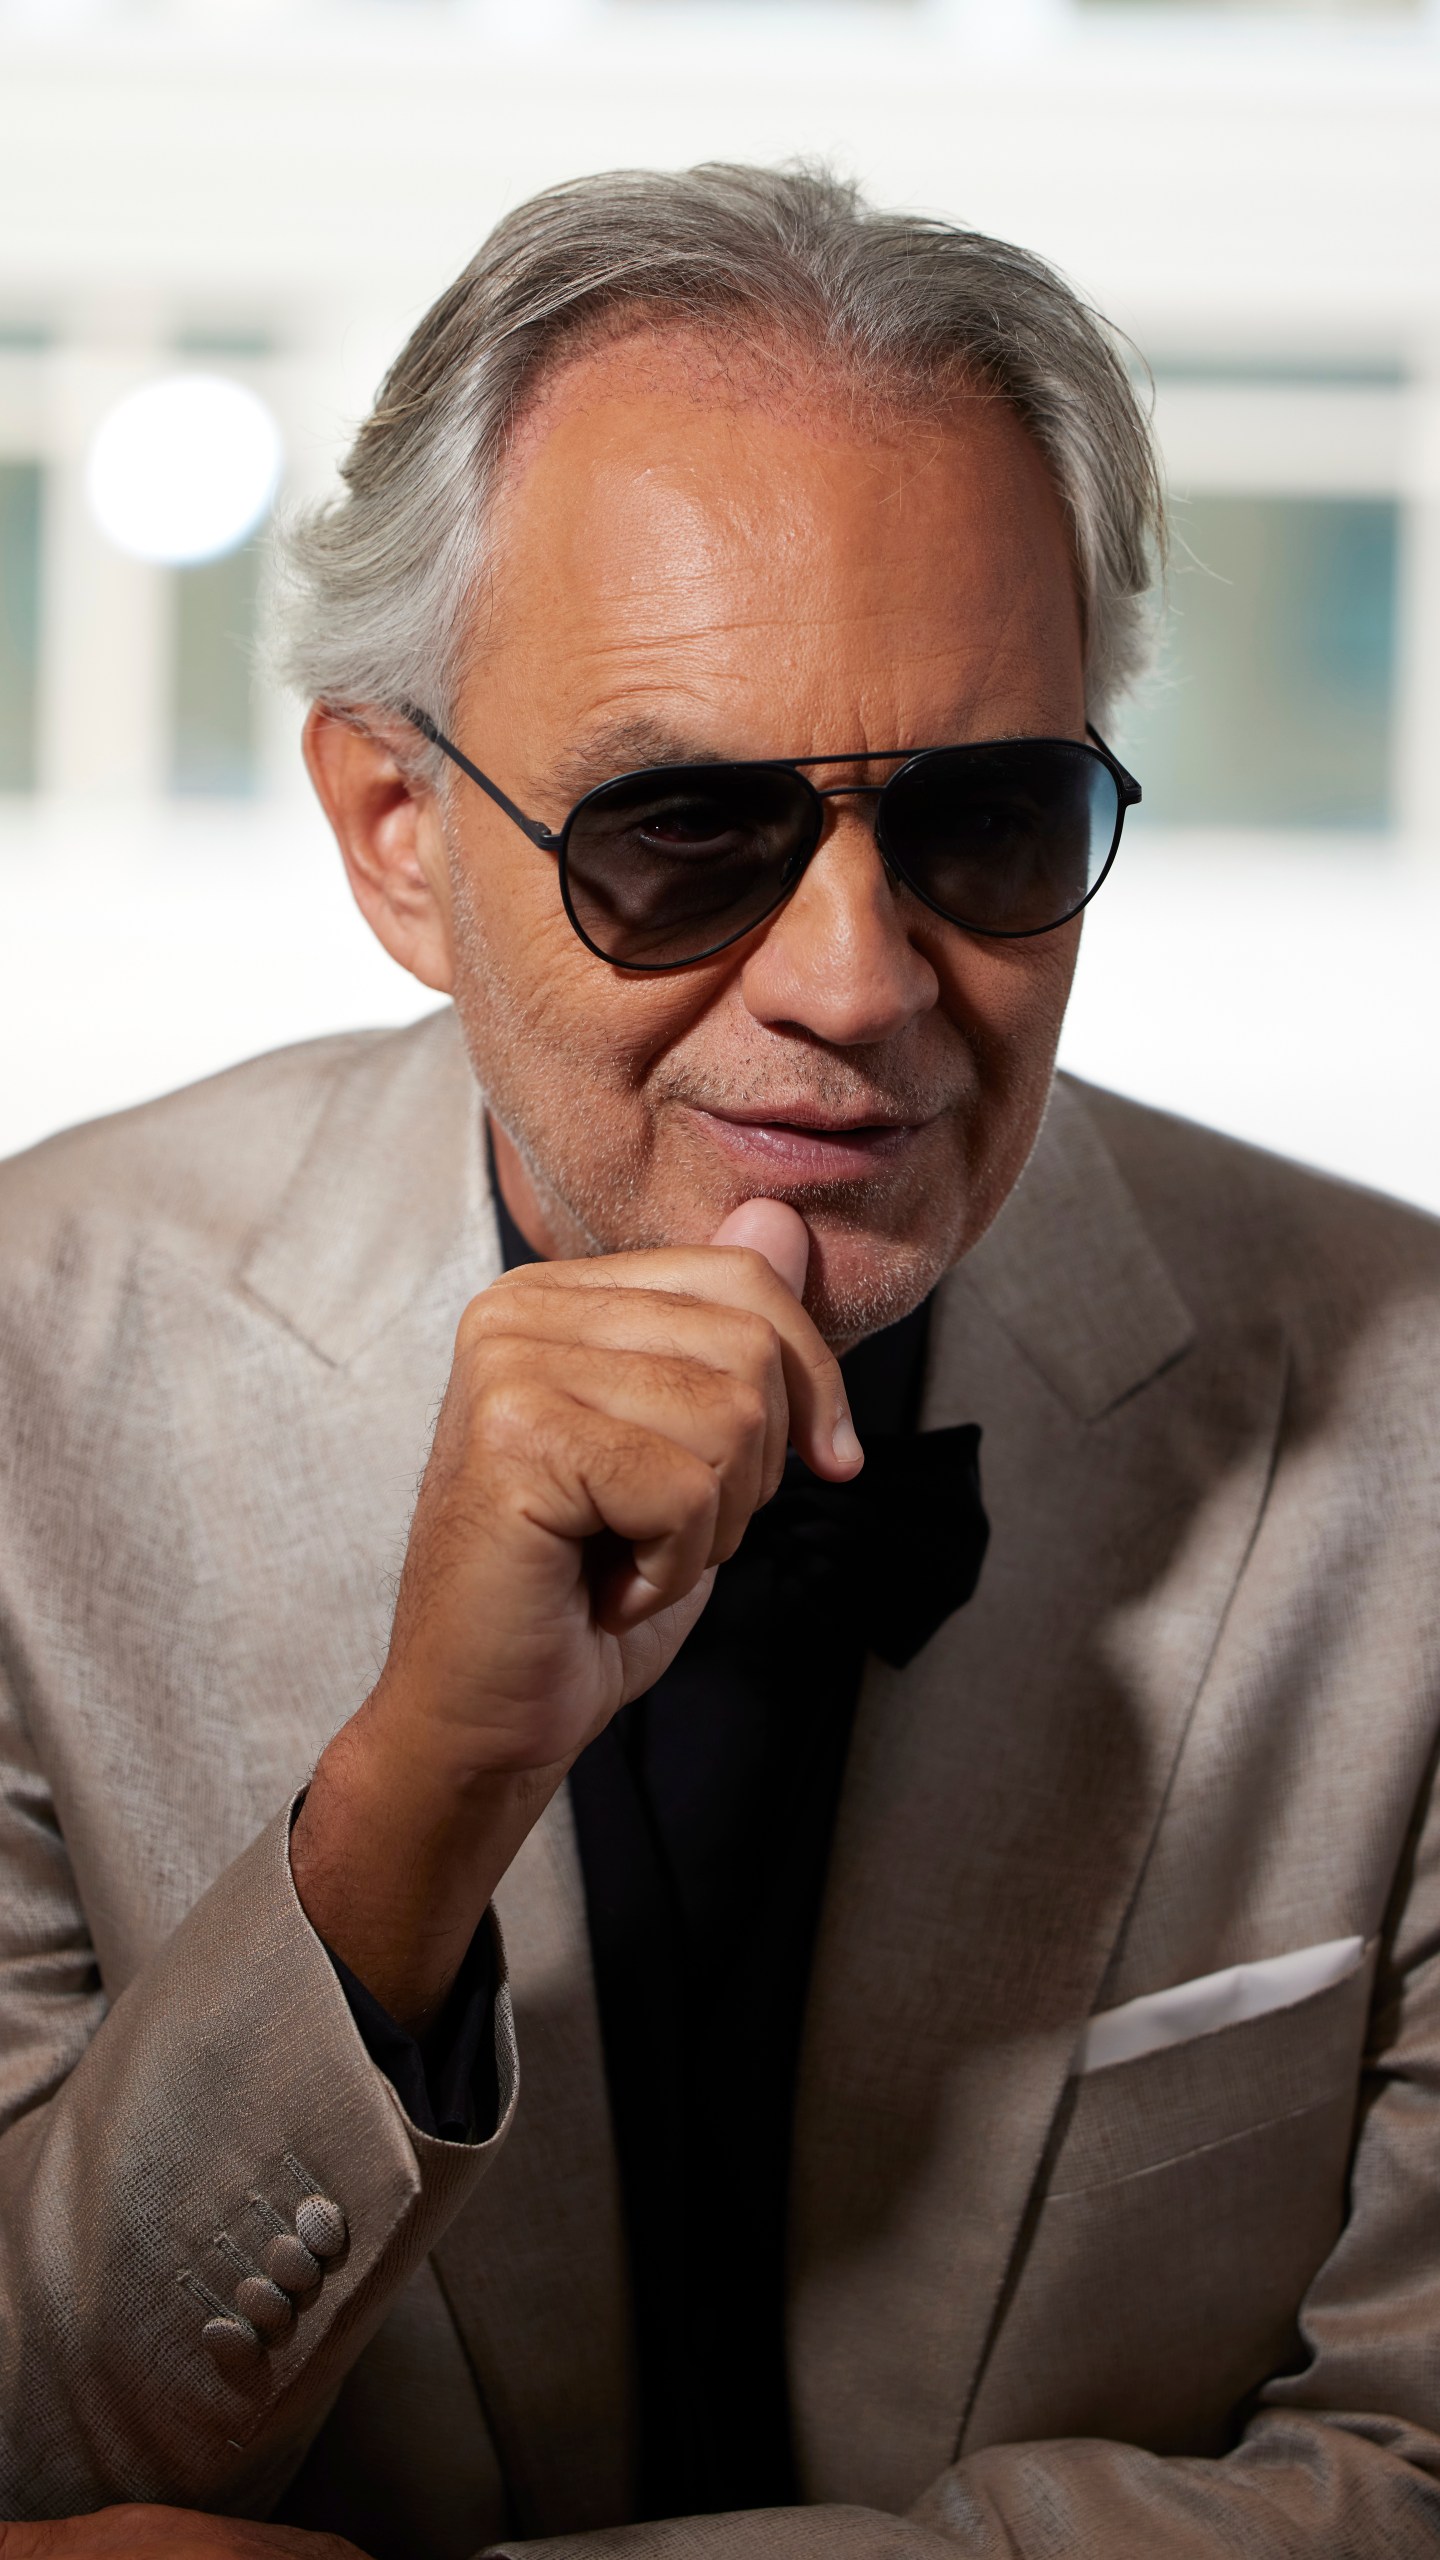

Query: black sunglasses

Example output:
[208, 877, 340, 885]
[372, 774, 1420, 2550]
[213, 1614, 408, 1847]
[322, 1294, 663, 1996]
[402, 703, 1140, 973]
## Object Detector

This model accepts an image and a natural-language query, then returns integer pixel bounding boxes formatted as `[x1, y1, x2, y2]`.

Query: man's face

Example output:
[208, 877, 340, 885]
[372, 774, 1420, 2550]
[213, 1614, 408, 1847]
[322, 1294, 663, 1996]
[431, 333, 1086, 1343]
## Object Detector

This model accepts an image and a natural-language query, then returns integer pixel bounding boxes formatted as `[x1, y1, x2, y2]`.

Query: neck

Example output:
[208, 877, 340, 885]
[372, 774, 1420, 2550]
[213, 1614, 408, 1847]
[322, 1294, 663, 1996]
[487, 1113, 584, 1260]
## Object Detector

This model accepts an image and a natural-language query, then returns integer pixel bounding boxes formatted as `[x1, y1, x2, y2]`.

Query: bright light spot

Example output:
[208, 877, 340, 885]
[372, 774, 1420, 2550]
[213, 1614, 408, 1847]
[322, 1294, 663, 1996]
[86, 373, 283, 565]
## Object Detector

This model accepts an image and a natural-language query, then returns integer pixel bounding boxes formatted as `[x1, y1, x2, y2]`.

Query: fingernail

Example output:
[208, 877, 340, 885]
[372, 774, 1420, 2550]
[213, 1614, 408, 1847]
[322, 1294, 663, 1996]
[832, 1411, 862, 1467]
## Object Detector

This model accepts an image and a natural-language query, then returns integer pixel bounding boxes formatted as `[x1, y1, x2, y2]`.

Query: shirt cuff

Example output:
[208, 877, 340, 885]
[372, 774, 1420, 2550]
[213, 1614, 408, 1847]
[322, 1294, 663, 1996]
[327, 1920, 501, 2145]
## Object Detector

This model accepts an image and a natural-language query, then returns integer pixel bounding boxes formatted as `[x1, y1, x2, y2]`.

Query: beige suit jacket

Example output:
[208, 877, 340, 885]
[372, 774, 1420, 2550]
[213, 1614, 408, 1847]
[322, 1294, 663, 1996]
[1, 1007, 1438, 2558]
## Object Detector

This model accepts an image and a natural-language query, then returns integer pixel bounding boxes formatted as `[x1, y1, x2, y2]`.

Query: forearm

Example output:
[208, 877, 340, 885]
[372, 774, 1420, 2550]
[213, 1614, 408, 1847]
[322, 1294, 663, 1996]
[0, 1804, 515, 2522]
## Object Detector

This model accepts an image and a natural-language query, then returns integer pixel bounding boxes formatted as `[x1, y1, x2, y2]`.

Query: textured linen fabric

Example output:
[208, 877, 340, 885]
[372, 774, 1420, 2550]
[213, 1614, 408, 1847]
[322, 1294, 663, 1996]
[0, 1791, 516, 2521]
[0, 1018, 519, 2531]
[0, 1009, 1439, 2558]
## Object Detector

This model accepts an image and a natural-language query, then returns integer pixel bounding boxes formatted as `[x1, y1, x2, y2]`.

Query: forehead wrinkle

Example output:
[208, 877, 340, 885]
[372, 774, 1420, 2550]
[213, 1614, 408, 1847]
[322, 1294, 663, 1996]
[574, 603, 823, 656]
[534, 611, 1075, 806]
[567, 592, 1039, 701]
[547, 716, 733, 802]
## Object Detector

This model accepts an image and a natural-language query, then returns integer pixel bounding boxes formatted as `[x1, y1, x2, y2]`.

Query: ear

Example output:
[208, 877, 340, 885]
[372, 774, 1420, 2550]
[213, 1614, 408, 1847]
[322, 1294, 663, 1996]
[303, 704, 455, 993]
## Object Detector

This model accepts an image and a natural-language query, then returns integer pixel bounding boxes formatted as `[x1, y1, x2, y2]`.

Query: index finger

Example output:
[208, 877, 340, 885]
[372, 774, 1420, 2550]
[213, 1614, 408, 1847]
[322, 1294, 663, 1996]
[490, 1245, 862, 1482]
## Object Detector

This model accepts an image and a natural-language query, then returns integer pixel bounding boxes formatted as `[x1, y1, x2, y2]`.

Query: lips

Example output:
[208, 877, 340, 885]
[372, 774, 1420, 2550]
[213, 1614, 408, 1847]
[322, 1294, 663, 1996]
[711, 1106, 917, 1134]
[688, 1105, 928, 1183]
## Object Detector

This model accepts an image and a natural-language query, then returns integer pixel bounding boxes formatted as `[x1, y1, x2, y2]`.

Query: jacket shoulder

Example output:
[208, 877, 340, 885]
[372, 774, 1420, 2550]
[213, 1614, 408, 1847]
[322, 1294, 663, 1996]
[0, 1010, 458, 1301]
[1063, 1073, 1440, 1333]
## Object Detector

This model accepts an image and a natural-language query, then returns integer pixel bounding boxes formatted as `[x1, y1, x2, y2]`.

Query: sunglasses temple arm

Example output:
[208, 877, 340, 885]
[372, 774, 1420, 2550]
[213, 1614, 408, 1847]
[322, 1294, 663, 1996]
[1085, 720, 1142, 807]
[399, 703, 560, 849]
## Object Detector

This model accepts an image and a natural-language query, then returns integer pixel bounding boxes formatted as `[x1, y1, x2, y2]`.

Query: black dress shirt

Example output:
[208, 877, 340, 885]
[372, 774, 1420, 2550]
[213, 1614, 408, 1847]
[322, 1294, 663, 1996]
[329, 1928, 499, 2149]
[497, 1184, 930, 2519]
[334, 1176, 981, 2523]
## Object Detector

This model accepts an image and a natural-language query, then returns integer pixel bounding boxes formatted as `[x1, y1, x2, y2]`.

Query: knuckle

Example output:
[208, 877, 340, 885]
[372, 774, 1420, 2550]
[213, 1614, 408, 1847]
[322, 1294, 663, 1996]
[733, 1304, 779, 1361]
[453, 1314, 503, 1388]
[486, 1261, 545, 1297]
[457, 1269, 550, 1350]
[465, 1343, 529, 1419]
[463, 1356, 561, 1459]
[708, 1304, 780, 1387]
[591, 1421, 652, 1497]
[725, 1244, 778, 1291]
[672, 1449, 722, 1530]
[471, 1379, 532, 1450]
[725, 1377, 770, 1445]
[455, 1289, 505, 1353]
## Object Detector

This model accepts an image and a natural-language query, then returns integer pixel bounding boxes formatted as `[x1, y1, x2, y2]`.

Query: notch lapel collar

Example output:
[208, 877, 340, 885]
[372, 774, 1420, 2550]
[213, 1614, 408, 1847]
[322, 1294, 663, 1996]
[788, 1078, 1286, 2512]
[431, 1789, 636, 2538]
[238, 1008, 495, 1367]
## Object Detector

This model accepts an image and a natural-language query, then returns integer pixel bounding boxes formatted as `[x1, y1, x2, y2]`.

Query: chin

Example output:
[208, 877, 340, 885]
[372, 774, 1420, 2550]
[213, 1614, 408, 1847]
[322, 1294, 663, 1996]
[799, 1217, 958, 1351]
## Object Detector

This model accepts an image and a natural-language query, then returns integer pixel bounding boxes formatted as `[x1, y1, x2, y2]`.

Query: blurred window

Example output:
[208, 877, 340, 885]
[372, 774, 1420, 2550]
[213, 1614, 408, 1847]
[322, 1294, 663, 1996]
[1081, 1, 1418, 12]
[1119, 495, 1399, 830]
[1151, 355, 1405, 386]
[617, 1, 920, 8]
[169, 539, 260, 796]
[0, 461, 41, 794]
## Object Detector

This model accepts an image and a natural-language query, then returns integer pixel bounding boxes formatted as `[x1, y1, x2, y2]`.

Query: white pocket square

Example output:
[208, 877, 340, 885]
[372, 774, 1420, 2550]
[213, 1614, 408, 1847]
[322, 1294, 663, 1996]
[1075, 1935, 1365, 2075]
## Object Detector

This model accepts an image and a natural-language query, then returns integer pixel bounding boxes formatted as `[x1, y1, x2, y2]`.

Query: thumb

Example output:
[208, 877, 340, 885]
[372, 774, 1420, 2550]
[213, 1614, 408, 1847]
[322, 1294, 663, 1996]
[710, 1197, 810, 1302]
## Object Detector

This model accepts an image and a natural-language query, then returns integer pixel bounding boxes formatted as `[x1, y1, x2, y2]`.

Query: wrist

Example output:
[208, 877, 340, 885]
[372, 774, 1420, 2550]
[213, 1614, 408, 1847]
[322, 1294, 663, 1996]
[337, 1682, 564, 1838]
[291, 1695, 563, 2031]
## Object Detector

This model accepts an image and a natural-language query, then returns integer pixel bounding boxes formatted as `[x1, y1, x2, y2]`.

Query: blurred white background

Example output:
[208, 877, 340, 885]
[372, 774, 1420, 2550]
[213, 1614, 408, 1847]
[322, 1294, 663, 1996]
[3, 0, 1440, 1211]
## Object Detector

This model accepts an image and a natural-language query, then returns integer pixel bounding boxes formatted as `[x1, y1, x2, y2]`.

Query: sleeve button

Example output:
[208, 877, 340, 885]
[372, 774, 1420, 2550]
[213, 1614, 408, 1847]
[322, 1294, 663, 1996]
[263, 2233, 321, 2292]
[235, 2274, 294, 2338]
[202, 2315, 263, 2380]
[294, 2195, 348, 2261]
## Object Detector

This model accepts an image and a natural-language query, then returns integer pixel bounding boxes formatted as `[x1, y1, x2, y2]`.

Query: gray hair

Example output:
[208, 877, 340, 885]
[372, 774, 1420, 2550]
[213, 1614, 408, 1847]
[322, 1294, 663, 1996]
[276, 162, 1162, 760]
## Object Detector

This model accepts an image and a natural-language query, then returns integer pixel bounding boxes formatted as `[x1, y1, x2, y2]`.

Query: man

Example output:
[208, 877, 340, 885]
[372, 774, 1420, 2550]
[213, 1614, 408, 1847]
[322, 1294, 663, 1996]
[1, 161, 1438, 2559]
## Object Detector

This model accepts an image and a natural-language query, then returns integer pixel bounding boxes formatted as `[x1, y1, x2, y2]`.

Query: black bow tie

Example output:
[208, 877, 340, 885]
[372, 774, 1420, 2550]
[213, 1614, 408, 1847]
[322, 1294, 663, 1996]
[734, 1424, 988, 1670]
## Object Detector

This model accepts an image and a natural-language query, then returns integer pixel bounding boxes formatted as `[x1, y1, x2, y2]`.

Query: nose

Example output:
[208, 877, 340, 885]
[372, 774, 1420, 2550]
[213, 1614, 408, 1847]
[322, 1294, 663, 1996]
[737, 795, 940, 1047]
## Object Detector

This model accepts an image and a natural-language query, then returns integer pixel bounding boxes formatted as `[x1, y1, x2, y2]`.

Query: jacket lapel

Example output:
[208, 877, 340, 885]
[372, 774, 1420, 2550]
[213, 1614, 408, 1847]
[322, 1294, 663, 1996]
[238, 1008, 493, 1369]
[787, 1077, 1287, 2511]
[431, 1788, 637, 2538]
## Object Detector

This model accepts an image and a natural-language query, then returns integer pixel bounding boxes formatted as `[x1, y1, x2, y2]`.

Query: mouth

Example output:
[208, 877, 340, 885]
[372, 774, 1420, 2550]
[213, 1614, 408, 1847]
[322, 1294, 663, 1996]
[688, 1104, 931, 1184]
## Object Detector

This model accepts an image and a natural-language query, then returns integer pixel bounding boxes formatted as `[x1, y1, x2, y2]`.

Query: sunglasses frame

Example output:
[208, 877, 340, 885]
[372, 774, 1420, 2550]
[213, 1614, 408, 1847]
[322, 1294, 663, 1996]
[401, 701, 1141, 972]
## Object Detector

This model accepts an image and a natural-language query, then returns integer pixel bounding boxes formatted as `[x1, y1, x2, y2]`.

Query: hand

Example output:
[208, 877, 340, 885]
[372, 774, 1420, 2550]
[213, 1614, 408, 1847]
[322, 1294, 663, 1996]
[0, 2508, 367, 2557]
[290, 1198, 860, 2028]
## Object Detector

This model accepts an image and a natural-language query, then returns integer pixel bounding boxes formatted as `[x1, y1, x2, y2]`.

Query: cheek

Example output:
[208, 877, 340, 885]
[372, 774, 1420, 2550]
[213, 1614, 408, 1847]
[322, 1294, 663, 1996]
[930, 923, 1079, 1235]
[448, 819, 727, 1105]
[936, 924, 1080, 1089]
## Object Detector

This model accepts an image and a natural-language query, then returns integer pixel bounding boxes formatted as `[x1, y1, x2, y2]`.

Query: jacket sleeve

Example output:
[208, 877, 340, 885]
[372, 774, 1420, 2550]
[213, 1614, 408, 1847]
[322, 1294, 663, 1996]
[486, 1750, 1440, 2560]
[0, 1671, 517, 2525]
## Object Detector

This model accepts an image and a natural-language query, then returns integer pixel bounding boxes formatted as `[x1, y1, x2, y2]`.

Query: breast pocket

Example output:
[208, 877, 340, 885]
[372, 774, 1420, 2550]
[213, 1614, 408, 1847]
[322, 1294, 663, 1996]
[963, 1942, 1376, 2461]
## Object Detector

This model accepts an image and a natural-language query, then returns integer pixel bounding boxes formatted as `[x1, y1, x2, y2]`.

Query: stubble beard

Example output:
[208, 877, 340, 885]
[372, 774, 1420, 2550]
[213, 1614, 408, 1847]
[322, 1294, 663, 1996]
[445, 848, 653, 1254]
[445, 853, 985, 1346]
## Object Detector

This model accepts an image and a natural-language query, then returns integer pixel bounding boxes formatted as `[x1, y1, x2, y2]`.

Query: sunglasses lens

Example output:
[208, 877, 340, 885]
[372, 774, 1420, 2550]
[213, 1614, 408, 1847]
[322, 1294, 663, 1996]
[562, 765, 817, 966]
[880, 742, 1120, 935]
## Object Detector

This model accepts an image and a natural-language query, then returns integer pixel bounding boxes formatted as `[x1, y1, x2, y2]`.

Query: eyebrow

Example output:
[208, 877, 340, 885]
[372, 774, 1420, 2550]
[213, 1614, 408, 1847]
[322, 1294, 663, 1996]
[541, 712, 1015, 813]
[544, 718, 946, 809]
[546, 718, 730, 808]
